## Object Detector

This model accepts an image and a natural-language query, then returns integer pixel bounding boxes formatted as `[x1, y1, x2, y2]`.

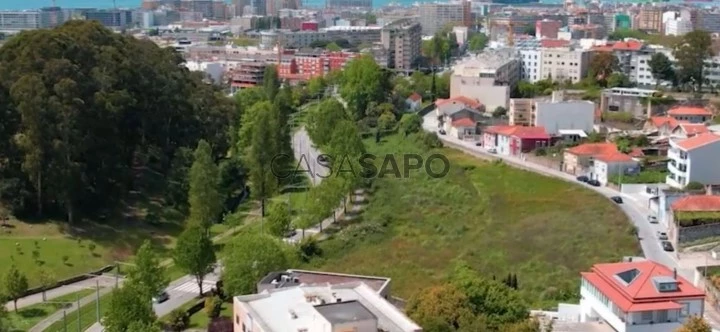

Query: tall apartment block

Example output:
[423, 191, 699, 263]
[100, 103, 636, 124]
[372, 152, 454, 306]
[381, 19, 422, 72]
[635, 6, 662, 33]
[418, 2, 464, 36]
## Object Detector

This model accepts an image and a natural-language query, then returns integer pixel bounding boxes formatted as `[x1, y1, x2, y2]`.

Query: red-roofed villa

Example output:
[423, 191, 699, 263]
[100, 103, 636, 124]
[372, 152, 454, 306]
[482, 125, 550, 157]
[669, 195, 720, 247]
[667, 106, 713, 124]
[580, 260, 704, 332]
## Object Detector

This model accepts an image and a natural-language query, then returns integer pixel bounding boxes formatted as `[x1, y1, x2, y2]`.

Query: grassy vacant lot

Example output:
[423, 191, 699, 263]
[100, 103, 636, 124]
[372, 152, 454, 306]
[6, 288, 95, 331]
[44, 291, 112, 332]
[304, 134, 639, 308]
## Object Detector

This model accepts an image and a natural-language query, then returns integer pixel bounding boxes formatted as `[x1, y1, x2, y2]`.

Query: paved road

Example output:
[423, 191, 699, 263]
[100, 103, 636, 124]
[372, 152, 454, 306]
[291, 127, 328, 186]
[5, 275, 119, 311]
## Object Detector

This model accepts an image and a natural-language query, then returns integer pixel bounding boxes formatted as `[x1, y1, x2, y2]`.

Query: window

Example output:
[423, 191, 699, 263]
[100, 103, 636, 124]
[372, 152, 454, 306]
[657, 309, 668, 322]
[236, 315, 240, 324]
[680, 302, 690, 317]
[641, 310, 653, 322]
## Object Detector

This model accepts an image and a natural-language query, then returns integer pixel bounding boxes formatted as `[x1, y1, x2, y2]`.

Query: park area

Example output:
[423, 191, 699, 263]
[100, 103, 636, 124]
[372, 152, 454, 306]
[304, 134, 640, 308]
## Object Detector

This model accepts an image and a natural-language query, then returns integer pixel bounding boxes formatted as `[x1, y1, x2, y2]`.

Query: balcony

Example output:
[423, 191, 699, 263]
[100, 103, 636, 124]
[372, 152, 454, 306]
[667, 148, 687, 161]
[667, 161, 687, 175]
[666, 174, 685, 189]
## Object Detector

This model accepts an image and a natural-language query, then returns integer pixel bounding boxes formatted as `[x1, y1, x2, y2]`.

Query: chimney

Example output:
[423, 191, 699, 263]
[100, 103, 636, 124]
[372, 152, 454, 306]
[673, 268, 677, 280]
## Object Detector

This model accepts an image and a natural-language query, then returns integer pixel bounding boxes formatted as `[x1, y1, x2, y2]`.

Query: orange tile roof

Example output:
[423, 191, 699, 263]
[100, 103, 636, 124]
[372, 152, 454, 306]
[594, 152, 634, 163]
[677, 123, 709, 136]
[672, 195, 720, 211]
[675, 133, 720, 151]
[667, 106, 713, 116]
[582, 260, 704, 313]
[629, 147, 645, 158]
[451, 117, 476, 127]
[566, 142, 618, 156]
[591, 40, 644, 52]
[649, 116, 680, 129]
[540, 39, 570, 48]
[408, 92, 422, 102]
[485, 125, 549, 139]
[435, 96, 482, 109]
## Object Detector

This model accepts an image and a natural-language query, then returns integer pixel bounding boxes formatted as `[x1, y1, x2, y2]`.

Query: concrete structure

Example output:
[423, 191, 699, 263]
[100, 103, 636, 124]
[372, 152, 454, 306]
[509, 98, 534, 126]
[185, 60, 224, 83]
[234, 282, 422, 332]
[380, 19, 422, 72]
[536, 19, 561, 39]
[698, 12, 720, 33]
[540, 45, 592, 84]
[666, 133, 720, 188]
[482, 125, 550, 157]
[418, 3, 464, 36]
[580, 260, 705, 332]
[592, 153, 639, 186]
[563, 143, 620, 176]
[599, 88, 657, 119]
[450, 49, 520, 110]
[534, 100, 595, 136]
[664, 17, 693, 36]
[636, 6, 663, 33]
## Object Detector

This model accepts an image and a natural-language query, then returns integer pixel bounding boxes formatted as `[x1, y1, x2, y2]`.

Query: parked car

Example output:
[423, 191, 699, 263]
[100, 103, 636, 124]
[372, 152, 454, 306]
[647, 215, 658, 224]
[611, 196, 623, 204]
[587, 179, 601, 187]
[661, 241, 674, 252]
[475, 142, 482, 146]
[487, 147, 497, 154]
[657, 232, 669, 241]
[285, 229, 298, 238]
[576, 176, 589, 183]
[438, 129, 446, 135]
[152, 291, 169, 304]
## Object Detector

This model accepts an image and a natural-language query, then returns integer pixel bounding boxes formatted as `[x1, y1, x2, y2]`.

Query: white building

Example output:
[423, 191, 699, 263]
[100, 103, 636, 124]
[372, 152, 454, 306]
[664, 17, 693, 36]
[592, 153, 639, 185]
[534, 100, 595, 135]
[580, 260, 705, 332]
[234, 282, 422, 332]
[519, 49, 542, 83]
[184, 60, 225, 83]
[450, 49, 520, 110]
[666, 133, 720, 188]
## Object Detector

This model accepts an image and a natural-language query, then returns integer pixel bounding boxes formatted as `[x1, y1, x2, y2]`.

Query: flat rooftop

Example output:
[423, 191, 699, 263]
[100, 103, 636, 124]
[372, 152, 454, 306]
[315, 300, 377, 325]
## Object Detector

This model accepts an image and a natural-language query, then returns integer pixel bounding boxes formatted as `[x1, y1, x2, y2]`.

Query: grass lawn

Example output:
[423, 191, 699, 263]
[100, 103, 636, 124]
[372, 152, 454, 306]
[43, 291, 112, 332]
[302, 134, 640, 308]
[6, 288, 95, 331]
[188, 301, 233, 328]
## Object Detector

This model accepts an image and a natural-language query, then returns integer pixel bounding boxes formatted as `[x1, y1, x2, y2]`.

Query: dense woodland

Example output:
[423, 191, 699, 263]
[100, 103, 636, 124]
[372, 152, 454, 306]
[0, 21, 235, 222]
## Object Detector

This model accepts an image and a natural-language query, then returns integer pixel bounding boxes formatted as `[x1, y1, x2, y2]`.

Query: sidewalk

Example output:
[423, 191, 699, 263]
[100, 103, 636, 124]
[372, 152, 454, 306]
[5, 275, 118, 311]
[29, 282, 119, 332]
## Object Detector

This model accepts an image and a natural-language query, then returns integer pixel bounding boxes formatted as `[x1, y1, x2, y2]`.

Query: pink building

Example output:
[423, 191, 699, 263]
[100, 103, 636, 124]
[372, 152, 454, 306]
[535, 19, 561, 39]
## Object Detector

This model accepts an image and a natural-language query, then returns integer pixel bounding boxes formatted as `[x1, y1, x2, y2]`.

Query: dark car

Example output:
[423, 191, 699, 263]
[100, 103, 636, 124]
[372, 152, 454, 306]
[611, 196, 623, 204]
[152, 291, 169, 304]
[317, 154, 330, 163]
[661, 241, 674, 252]
[576, 175, 589, 183]
[657, 232, 669, 241]
[475, 142, 482, 146]
[587, 179, 601, 187]
[438, 129, 447, 135]
[285, 229, 298, 238]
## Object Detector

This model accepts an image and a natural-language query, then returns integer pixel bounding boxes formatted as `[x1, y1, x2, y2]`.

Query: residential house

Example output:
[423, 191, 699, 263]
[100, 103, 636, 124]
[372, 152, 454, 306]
[435, 96, 485, 139]
[435, 96, 484, 118]
[644, 116, 681, 137]
[233, 282, 422, 332]
[671, 123, 709, 139]
[563, 142, 618, 175]
[669, 195, 720, 246]
[666, 133, 720, 188]
[667, 106, 713, 124]
[592, 153, 640, 186]
[580, 260, 705, 332]
[405, 92, 422, 111]
[483, 125, 550, 157]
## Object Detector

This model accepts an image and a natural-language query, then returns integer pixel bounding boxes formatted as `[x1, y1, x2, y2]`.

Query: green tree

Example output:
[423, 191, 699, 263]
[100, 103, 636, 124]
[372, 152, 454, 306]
[263, 64, 280, 100]
[674, 30, 714, 92]
[685, 181, 706, 191]
[589, 52, 620, 86]
[222, 233, 293, 295]
[648, 52, 676, 87]
[173, 225, 216, 296]
[398, 113, 423, 136]
[307, 76, 327, 97]
[327, 120, 365, 208]
[377, 112, 397, 131]
[0, 304, 8, 332]
[104, 283, 157, 332]
[467, 33, 489, 52]
[127, 321, 163, 332]
[406, 283, 474, 330]
[307, 98, 349, 146]
[516, 81, 539, 98]
[608, 72, 632, 88]
[340, 55, 391, 120]
[4, 265, 27, 311]
[326, 42, 342, 51]
[38, 268, 56, 302]
[242, 102, 281, 216]
[676, 315, 711, 332]
[126, 240, 168, 301]
[266, 201, 292, 237]
[492, 106, 507, 118]
[188, 140, 222, 229]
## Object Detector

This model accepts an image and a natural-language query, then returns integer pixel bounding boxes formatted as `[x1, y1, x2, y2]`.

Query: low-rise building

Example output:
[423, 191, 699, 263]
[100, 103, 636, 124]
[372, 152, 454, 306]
[482, 125, 550, 156]
[563, 142, 618, 175]
[667, 106, 713, 124]
[450, 49, 520, 111]
[580, 260, 705, 332]
[666, 133, 720, 188]
[592, 153, 639, 186]
[671, 123, 709, 139]
[509, 98, 534, 126]
[405, 92, 422, 111]
[599, 87, 657, 119]
[535, 100, 595, 136]
[670, 195, 720, 246]
[644, 116, 681, 137]
[435, 97, 485, 139]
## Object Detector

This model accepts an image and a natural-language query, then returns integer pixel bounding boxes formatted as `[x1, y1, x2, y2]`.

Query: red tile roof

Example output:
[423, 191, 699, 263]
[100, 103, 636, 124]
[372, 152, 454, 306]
[566, 143, 618, 156]
[451, 117, 476, 127]
[668, 106, 713, 116]
[594, 152, 634, 163]
[671, 195, 720, 211]
[408, 92, 422, 102]
[675, 133, 720, 151]
[592, 40, 644, 52]
[649, 116, 680, 129]
[435, 96, 482, 109]
[677, 123, 709, 136]
[485, 125, 550, 139]
[629, 147, 645, 158]
[540, 39, 570, 48]
[582, 261, 704, 313]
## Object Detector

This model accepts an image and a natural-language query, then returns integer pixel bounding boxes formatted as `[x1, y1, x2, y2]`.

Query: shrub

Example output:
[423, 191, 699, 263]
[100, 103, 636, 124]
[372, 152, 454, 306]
[167, 309, 189, 332]
[61, 255, 69, 264]
[420, 132, 443, 149]
[534, 148, 547, 156]
[88, 243, 96, 252]
[686, 181, 705, 191]
[205, 296, 223, 318]
[298, 237, 323, 262]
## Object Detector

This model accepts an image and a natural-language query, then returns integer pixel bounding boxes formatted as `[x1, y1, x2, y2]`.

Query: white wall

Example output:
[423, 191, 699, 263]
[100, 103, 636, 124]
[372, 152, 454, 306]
[580, 286, 627, 332]
[519, 49, 542, 83]
[497, 134, 511, 156]
[687, 142, 720, 185]
[534, 101, 595, 135]
[450, 76, 510, 111]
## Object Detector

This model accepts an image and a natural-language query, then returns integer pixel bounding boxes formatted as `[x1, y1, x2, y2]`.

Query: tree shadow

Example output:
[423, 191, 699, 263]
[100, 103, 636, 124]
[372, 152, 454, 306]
[19, 308, 49, 318]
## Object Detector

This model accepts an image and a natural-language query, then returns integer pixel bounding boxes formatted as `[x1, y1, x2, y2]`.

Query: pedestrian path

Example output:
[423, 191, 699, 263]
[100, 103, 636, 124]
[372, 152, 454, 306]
[171, 280, 217, 295]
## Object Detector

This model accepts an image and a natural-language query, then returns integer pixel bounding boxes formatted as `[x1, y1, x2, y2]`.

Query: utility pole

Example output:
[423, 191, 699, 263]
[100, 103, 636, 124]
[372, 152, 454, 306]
[77, 293, 81, 332]
[96, 279, 100, 323]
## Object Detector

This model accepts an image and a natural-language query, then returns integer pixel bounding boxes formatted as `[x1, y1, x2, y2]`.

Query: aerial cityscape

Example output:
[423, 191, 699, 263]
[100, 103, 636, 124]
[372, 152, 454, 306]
[2, 0, 720, 331]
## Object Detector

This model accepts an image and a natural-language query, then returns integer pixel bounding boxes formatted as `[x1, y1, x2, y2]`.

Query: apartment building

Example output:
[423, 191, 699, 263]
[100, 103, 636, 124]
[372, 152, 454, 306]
[509, 98, 534, 126]
[666, 133, 720, 188]
[83, 9, 135, 28]
[515, 39, 546, 83]
[535, 100, 595, 135]
[0, 10, 42, 31]
[536, 19, 561, 39]
[635, 6, 663, 33]
[540, 45, 592, 84]
[258, 26, 382, 49]
[450, 49, 520, 110]
[698, 12, 720, 33]
[580, 260, 705, 332]
[418, 3, 464, 36]
[380, 19, 422, 72]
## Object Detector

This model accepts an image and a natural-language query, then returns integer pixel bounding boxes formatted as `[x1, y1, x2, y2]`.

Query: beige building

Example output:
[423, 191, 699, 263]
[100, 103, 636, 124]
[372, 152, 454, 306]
[509, 98, 534, 126]
[450, 49, 520, 111]
[381, 19, 422, 72]
[540, 46, 592, 84]
[418, 3, 464, 36]
[635, 6, 663, 33]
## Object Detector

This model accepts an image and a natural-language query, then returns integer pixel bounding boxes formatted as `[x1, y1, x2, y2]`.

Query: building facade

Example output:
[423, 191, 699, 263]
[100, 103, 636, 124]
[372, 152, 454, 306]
[540, 45, 592, 84]
[380, 19, 422, 72]
[450, 49, 520, 110]
[418, 3, 464, 36]
[509, 98, 534, 126]
[666, 133, 720, 188]
[0, 10, 41, 31]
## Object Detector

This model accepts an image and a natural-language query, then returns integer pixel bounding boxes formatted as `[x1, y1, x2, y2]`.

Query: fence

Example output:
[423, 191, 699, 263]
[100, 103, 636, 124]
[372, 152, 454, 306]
[22, 264, 116, 298]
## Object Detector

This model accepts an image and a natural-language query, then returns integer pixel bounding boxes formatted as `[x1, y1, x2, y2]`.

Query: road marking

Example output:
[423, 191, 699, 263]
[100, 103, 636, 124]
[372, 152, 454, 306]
[172, 280, 217, 294]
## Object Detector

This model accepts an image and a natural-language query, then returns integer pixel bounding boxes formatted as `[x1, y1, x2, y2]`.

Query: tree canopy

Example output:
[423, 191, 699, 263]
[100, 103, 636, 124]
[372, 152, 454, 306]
[126, 240, 168, 300]
[339, 55, 391, 120]
[188, 140, 222, 229]
[674, 30, 714, 91]
[222, 233, 294, 295]
[647, 52, 676, 87]
[174, 225, 216, 296]
[0, 21, 234, 221]
[589, 52, 620, 86]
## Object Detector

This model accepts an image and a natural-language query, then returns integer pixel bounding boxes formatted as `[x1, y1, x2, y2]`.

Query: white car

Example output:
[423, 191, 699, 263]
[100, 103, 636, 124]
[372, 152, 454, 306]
[487, 147, 497, 154]
[648, 215, 658, 223]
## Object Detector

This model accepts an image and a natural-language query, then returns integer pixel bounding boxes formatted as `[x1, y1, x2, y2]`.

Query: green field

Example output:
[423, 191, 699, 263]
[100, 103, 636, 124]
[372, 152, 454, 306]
[6, 289, 95, 331]
[303, 134, 639, 308]
[187, 301, 233, 328]
[44, 291, 112, 332]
